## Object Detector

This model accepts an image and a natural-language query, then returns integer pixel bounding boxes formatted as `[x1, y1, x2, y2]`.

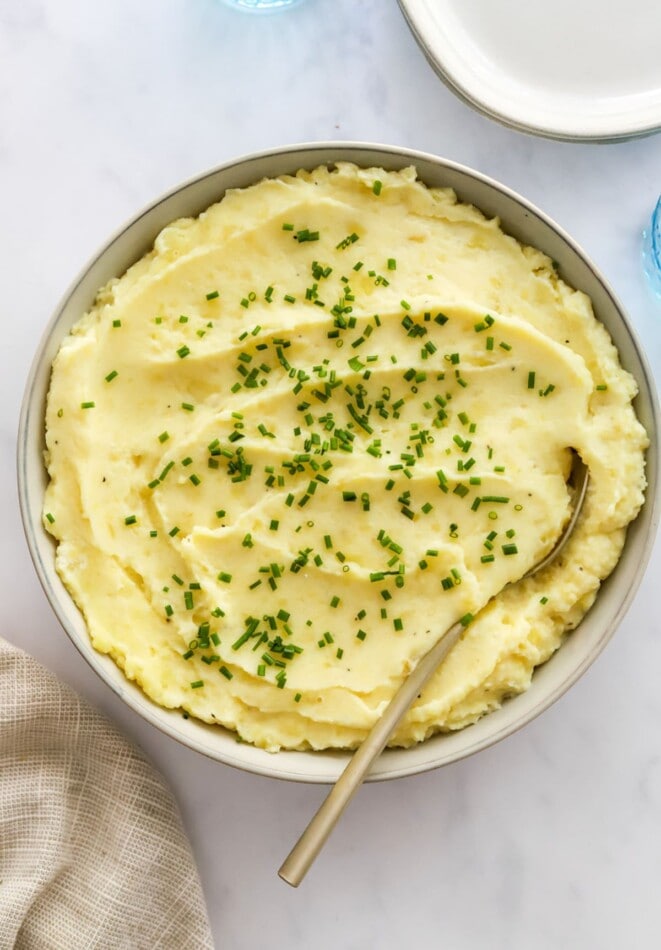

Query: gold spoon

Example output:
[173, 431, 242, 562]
[279, 452, 589, 887]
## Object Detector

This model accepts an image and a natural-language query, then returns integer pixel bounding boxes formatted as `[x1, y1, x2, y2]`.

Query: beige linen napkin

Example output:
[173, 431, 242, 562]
[0, 638, 213, 949]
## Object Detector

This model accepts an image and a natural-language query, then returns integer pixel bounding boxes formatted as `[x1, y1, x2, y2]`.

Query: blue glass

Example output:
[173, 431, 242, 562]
[642, 196, 661, 297]
[222, 0, 306, 11]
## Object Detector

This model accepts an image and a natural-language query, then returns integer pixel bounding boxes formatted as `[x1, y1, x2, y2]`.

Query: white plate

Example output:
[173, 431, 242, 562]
[399, 0, 661, 140]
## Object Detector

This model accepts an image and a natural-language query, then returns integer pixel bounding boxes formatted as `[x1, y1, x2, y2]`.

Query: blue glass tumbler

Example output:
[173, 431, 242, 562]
[221, 0, 306, 11]
[643, 196, 661, 297]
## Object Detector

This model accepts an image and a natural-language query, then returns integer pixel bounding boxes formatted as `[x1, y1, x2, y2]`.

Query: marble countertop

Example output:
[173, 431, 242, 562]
[2, 1, 660, 947]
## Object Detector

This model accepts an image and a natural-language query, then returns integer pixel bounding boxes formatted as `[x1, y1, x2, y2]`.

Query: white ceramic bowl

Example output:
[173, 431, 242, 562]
[17, 143, 660, 783]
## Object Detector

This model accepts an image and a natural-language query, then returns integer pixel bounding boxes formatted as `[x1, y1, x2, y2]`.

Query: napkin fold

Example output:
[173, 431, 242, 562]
[0, 638, 213, 949]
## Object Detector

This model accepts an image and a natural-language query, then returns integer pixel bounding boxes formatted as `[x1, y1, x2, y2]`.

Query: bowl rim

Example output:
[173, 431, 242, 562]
[17, 140, 661, 783]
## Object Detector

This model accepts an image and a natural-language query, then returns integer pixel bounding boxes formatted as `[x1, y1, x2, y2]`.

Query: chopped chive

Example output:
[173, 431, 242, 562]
[217, 572, 232, 583]
[105, 370, 118, 383]
[45, 512, 55, 524]
[190, 680, 204, 689]
[527, 371, 536, 389]
[112, 319, 121, 328]
[159, 461, 175, 482]
[124, 515, 137, 526]
[181, 402, 195, 411]
[81, 401, 95, 409]
[336, 232, 359, 250]
[206, 290, 219, 300]
[219, 666, 233, 680]
[295, 228, 320, 243]
[372, 180, 383, 195]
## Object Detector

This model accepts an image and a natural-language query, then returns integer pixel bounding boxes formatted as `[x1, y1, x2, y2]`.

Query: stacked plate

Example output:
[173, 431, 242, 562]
[399, 0, 661, 141]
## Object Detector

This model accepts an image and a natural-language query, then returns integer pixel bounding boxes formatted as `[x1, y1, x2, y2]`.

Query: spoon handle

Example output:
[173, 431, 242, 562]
[278, 618, 465, 887]
[279, 456, 588, 887]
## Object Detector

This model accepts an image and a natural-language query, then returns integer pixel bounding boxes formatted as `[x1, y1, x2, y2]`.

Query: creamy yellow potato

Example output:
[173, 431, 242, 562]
[44, 164, 647, 751]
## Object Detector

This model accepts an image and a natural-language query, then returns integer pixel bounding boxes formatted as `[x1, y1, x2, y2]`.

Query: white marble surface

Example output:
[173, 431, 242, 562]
[2, 1, 661, 947]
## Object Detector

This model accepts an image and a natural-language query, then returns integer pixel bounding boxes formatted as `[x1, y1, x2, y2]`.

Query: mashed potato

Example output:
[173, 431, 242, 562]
[43, 164, 647, 751]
